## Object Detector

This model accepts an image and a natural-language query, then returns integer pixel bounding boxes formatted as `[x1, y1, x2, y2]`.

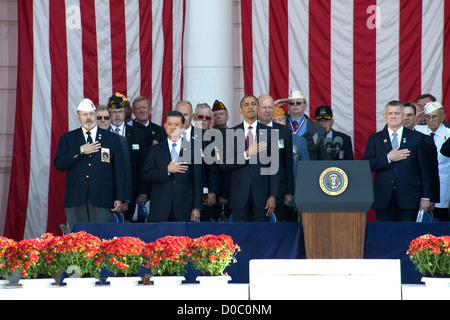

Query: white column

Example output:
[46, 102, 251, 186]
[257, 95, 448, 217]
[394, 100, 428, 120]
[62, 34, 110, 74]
[183, 0, 234, 122]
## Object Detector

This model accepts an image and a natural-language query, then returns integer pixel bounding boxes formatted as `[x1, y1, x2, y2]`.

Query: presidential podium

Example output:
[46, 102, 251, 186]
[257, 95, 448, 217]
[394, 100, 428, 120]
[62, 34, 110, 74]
[296, 161, 374, 259]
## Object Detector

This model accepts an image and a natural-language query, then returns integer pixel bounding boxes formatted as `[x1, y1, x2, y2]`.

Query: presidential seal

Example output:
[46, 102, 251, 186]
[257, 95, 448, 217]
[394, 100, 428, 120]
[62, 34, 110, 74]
[319, 167, 348, 196]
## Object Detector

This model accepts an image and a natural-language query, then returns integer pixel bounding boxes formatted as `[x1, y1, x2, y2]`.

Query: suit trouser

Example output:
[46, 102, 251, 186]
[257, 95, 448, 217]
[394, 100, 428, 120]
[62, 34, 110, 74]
[375, 190, 417, 222]
[65, 195, 116, 231]
[232, 192, 269, 222]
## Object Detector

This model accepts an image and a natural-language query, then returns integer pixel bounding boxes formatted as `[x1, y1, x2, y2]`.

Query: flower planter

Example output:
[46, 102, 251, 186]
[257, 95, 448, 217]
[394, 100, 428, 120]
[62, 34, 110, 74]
[0, 279, 9, 289]
[19, 278, 55, 289]
[421, 277, 450, 288]
[196, 275, 231, 286]
[107, 276, 141, 287]
[151, 276, 185, 287]
[63, 277, 98, 288]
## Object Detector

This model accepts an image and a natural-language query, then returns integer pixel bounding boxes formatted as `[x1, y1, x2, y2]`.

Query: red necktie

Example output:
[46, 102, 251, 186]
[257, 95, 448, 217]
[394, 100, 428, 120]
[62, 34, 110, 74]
[293, 120, 298, 131]
[430, 132, 436, 139]
[246, 126, 254, 146]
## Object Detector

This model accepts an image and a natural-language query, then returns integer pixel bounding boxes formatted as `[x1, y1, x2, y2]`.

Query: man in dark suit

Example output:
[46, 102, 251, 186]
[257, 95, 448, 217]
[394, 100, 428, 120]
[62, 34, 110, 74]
[258, 94, 294, 222]
[53, 99, 126, 230]
[275, 89, 330, 160]
[142, 111, 203, 222]
[192, 102, 222, 221]
[222, 94, 279, 222]
[131, 96, 164, 146]
[314, 105, 354, 160]
[108, 93, 149, 221]
[363, 100, 431, 221]
[402, 102, 440, 211]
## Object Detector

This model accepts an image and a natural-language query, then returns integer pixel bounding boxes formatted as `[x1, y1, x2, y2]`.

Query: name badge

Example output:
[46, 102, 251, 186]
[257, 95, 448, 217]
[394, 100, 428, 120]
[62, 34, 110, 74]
[278, 139, 285, 149]
[132, 144, 140, 150]
[101, 148, 110, 163]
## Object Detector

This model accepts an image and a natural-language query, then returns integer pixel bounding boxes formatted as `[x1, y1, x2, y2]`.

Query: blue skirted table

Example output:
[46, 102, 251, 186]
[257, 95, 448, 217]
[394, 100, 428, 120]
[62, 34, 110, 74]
[72, 222, 450, 284]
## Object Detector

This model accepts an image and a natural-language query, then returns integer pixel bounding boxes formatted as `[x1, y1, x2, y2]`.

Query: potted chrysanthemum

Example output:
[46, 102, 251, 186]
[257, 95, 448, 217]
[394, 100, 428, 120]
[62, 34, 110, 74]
[100, 236, 146, 287]
[16, 233, 60, 288]
[0, 236, 17, 288]
[190, 234, 240, 285]
[55, 231, 103, 288]
[143, 236, 192, 286]
[407, 234, 450, 287]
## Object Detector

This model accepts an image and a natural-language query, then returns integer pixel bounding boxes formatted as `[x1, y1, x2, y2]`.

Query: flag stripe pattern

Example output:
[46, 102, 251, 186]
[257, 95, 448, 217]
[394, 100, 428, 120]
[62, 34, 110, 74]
[6, 0, 186, 240]
[241, 0, 450, 161]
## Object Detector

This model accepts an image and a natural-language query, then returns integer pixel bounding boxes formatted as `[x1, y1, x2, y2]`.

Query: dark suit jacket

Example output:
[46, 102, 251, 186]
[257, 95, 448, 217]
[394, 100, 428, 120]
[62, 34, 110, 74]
[441, 137, 450, 157]
[53, 127, 126, 208]
[363, 126, 431, 210]
[221, 122, 280, 210]
[272, 122, 294, 196]
[421, 133, 440, 203]
[132, 120, 164, 146]
[122, 124, 148, 200]
[331, 129, 354, 160]
[142, 137, 203, 222]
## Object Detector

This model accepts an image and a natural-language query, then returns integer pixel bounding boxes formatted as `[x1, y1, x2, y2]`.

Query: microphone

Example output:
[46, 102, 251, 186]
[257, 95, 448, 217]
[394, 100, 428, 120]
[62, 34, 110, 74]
[324, 137, 333, 154]
[333, 136, 343, 151]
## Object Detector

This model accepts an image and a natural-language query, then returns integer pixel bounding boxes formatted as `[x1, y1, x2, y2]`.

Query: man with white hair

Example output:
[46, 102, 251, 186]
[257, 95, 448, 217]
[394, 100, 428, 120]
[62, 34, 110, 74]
[53, 99, 126, 230]
[275, 89, 329, 160]
[415, 102, 450, 221]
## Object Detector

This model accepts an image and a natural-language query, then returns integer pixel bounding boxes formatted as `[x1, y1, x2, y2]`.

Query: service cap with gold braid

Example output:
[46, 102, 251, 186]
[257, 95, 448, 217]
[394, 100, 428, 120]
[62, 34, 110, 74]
[315, 105, 333, 120]
[212, 100, 227, 112]
[108, 92, 129, 109]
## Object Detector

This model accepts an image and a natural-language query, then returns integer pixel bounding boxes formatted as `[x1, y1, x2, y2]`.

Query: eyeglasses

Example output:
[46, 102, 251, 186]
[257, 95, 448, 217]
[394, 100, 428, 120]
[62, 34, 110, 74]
[97, 116, 111, 120]
[197, 115, 212, 120]
[425, 115, 442, 121]
[289, 101, 304, 106]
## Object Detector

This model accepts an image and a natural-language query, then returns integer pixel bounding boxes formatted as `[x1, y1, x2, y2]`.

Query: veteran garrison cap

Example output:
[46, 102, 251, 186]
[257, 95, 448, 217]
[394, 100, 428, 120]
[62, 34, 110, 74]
[212, 100, 227, 112]
[108, 92, 129, 109]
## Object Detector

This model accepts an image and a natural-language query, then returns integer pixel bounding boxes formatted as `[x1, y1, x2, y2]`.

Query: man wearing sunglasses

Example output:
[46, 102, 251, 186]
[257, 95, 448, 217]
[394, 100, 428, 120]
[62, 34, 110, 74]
[194, 103, 214, 130]
[96, 105, 133, 216]
[275, 89, 329, 160]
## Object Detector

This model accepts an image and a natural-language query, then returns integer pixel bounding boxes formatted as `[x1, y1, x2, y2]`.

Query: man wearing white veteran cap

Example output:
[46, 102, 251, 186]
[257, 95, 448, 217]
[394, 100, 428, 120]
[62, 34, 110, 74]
[54, 98, 127, 231]
[415, 102, 450, 221]
[275, 89, 329, 160]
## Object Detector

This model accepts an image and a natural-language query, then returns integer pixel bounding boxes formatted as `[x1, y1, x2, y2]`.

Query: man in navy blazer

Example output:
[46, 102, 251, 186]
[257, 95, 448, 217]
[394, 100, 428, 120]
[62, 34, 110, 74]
[53, 99, 126, 230]
[142, 111, 203, 222]
[363, 100, 431, 221]
[222, 94, 279, 222]
[258, 94, 294, 222]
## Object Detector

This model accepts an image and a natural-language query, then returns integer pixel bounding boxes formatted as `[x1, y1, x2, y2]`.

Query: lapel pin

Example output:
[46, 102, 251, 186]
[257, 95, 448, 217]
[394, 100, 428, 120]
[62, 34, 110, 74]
[383, 139, 388, 144]
[403, 138, 407, 144]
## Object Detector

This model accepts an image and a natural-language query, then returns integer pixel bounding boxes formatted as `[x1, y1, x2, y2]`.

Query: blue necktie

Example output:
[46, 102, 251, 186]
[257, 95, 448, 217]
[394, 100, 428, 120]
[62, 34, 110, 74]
[171, 143, 178, 163]
[391, 132, 398, 149]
